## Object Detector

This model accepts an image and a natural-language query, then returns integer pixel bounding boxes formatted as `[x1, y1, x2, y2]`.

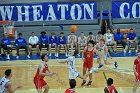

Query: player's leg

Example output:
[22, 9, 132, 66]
[55, 43, 58, 57]
[134, 41, 138, 53]
[43, 84, 49, 93]
[81, 64, 87, 86]
[36, 44, 40, 54]
[78, 43, 80, 54]
[57, 44, 60, 56]
[64, 44, 68, 56]
[37, 89, 43, 93]
[28, 44, 32, 55]
[87, 62, 93, 86]
[49, 44, 52, 56]
[133, 81, 140, 93]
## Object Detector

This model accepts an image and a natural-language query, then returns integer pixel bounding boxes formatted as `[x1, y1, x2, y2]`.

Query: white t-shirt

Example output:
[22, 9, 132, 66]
[29, 36, 39, 45]
[0, 76, 10, 93]
[78, 36, 87, 45]
[105, 33, 113, 42]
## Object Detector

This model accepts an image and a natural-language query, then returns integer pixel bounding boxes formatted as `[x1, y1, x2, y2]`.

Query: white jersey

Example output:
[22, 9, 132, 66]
[105, 33, 113, 42]
[78, 36, 86, 45]
[67, 56, 79, 79]
[87, 35, 95, 42]
[95, 43, 107, 60]
[0, 76, 10, 93]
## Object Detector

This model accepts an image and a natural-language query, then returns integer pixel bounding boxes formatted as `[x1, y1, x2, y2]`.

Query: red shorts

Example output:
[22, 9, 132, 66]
[135, 72, 140, 82]
[83, 61, 93, 70]
[33, 78, 47, 89]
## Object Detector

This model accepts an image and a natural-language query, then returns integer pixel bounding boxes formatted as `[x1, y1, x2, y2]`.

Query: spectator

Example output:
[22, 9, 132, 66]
[96, 31, 104, 43]
[78, 32, 87, 55]
[14, 33, 30, 59]
[87, 32, 95, 43]
[39, 31, 49, 52]
[104, 28, 117, 53]
[126, 28, 138, 53]
[29, 32, 40, 55]
[1, 33, 12, 59]
[104, 78, 118, 93]
[114, 29, 126, 53]
[65, 79, 76, 93]
[57, 32, 67, 57]
[49, 32, 57, 56]
[67, 32, 77, 55]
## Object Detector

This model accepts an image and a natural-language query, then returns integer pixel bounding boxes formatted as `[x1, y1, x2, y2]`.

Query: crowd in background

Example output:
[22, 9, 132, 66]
[0, 28, 139, 60]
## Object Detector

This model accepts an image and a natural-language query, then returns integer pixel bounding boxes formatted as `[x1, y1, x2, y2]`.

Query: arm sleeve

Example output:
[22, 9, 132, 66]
[39, 36, 42, 43]
[36, 36, 39, 43]
[24, 39, 27, 45]
[64, 36, 67, 44]
[49, 36, 52, 44]
[46, 36, 49, 43]
[57, 36, 60, 45]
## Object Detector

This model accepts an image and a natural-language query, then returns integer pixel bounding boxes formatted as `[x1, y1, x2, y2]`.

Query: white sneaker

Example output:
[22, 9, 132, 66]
[135, 50, 138, 53]
[7, 55, 10, 60]
[55, 53, 58, 57]
[27, 55, 30, 58]
[49, 53, 51, 56]
[65, 53, 68, 57]
[123, 50, 126, 53]
[16, 56, 19, 59]
[129, 50, 131, 53]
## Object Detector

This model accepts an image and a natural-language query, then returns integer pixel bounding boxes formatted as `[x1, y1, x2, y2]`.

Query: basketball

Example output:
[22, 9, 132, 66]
[70, 25, 77, 33]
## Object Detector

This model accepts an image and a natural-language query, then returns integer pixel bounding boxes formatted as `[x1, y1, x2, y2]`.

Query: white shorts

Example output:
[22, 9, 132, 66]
[89, 67, 98, 73]
[69, 68, 80, 79]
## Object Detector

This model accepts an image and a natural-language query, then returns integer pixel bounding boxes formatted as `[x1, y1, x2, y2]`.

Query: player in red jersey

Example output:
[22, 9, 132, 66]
[104, 78, 118, 93]
[34, 54, 56, 93]
[133, 50, 140, 93]
[65, 79, 76, 93]
[82, 40, 95, 86]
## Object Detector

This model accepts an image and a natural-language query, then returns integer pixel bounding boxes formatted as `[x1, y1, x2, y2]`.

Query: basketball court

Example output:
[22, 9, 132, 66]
[0, 57, 139, 93]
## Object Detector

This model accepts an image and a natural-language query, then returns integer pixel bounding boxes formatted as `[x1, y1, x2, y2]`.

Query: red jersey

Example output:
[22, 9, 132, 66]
[84, 47, 94, 62]
[134, 58, 140, 73]
[34, 63, 48, 80]
[65, 89, 75, 93]
[106, 85, 117, 93]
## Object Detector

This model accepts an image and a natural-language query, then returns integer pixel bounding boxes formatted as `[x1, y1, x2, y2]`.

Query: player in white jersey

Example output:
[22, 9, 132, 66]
[87, 32, 95, 42]
[104, 28, 117, 52]
[0, 69, 21, 93]
[95, 39, 111, 66]
[57, 50, 85, 80]
[78, 32, 87, 55]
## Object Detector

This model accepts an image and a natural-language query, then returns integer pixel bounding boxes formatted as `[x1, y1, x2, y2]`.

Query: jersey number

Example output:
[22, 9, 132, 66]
[0, 81, 4, 85]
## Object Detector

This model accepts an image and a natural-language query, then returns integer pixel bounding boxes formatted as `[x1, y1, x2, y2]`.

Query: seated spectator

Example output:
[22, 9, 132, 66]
[14, 33, 30, 59]
[78, 32, 87, 55]
[114, 29, 126, 53]
[1, 33, 12, 59]
[67, 32, 77, 54]
[104, 28, 117, 52]
[65, 79, 76, 93]
[87, 32, 95, 43]
[104, 78, 118, 93]
[29, 32, 40, 55]
[49, 32, 57, 56]
[96, 31, 104, 43]
[39, 31, 49, 52]
[57, 32, 67, 57]
[126, 28, 138, 53]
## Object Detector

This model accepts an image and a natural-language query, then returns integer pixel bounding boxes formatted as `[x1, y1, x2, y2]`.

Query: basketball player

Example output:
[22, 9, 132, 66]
[82, 40, 95, 86]
[104, 28, 117, 53]
[65, 79, 76, 93]
[0, 69, 21, 93]
[78, 32, 87, 55]
[95, 39, 111, 67]
[87, 32, 95, 42]
[34, 54, 57, 93]
[104, 78, 118, 93]
[133, 50, 140, 93]
[67, 32, 77, 55]
[57, 50, 85, 80]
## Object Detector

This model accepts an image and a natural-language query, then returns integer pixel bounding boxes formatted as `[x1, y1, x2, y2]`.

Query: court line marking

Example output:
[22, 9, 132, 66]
[119, 87, 123, 93]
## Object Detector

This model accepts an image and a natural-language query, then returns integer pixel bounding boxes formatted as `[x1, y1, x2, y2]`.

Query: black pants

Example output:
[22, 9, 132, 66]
[1, 44, 11, 54]
[116, 40, 126, 49]
[16, 45, 29, 56]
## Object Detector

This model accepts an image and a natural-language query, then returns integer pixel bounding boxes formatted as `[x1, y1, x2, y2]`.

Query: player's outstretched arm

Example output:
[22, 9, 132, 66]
[57, 59, 68, 63]
[7, 82, 21, 93]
